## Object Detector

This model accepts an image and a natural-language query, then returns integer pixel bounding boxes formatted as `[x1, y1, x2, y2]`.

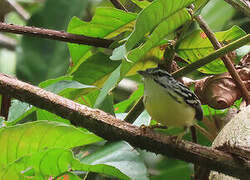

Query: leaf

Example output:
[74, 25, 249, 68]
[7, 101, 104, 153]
[80, 141, 149, 180]
[0, 148, 81, 179]
[16, 0, 88, 85]
[150, 160, 192, 180]
[200, 0, 235, 31]
[125, 0, 195, 51]
[111, 0, 194, 75]
[72, 52, 121, 88]
[192, 0, 209, 13]
[37, 76, 97, 123]
[40, 75, 96, 99]
[126, 9, 191, 63]
[114, 84, 144, 113]
[0, 121, 102, 168]
[133, 110, 151, 127]
[67, 8, 136, 73]
[235, 45, 250, 61]
[130, 0, 151, 9]
[7, 100, 35, 126]
[176, 25, 246, 74]
[94, 65, 121, 114]
[0, 146, 132, 180]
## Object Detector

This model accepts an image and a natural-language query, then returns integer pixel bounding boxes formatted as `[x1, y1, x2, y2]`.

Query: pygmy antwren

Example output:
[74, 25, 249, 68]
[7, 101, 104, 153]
[138, 67, 203, 137]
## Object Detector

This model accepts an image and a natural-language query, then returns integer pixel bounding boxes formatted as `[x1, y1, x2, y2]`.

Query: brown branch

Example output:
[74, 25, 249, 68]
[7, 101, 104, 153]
[0, 22, 114, 48]
[0, 94, 11, 120]
[6, 0, 30, 20]
[110, 0, 128, 12]
[194, 15, 250, 105]
[0, 33, 16, 50]
[0, 73, 250, 179]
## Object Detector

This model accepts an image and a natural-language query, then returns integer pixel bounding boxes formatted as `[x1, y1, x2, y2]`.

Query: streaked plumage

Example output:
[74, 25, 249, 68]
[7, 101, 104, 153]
[138, 67, 203, 128]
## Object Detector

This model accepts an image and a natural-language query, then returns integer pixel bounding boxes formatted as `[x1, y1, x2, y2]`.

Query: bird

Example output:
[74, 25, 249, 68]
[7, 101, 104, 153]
[138, 67, 203, 140]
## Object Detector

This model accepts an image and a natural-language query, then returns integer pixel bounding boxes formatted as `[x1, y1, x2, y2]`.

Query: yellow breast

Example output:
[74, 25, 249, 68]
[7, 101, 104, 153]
[143, 77, 196, 127]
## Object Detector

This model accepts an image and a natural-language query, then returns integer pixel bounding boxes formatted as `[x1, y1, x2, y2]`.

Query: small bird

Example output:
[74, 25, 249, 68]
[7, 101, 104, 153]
[138, 67, 203, 139]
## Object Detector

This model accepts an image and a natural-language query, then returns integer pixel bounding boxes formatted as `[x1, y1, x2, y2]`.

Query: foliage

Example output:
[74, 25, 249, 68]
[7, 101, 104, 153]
[0, 0, 249, 179]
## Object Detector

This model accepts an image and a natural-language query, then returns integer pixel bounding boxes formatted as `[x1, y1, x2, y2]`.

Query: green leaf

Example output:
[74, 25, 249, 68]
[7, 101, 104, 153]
[74, 161, 131, 180]
[200, 0, 235, 31]
[114, 84, 144, 113]
[126, 9, 191, 63]
[235, 45, 250, 61]
[150, 160, 192, 180]
[0, 148, 81, 179]
[7, 100, 35, 125]
[40, 75, 96, 99]
[94, 65, 121, 114]
[80, 141, 149, 180]
[133, 110, 151, 127]
[130, 0, 151, 9]
[67, 8, 136, 73]
[0, 146, 132, 180]
[176, 25, 246, 74]
[72, 52, 121, 88]
[16, 0, 88, 85]
[37, 76, 97, 123]
[111, 0, 194, 75]
[0, 121, 102, 168]
[125, 0, 195, 51]
[192, 0, 209, 13]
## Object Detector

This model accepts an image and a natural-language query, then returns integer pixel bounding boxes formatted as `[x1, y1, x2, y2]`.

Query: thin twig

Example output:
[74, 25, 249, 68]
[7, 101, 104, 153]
[0, 33, 16, 50]
[110, 0, 128, 12]
[6, 0, 30, 20]
[0, 23, 114, 48]
[0, 73, 250, 179]
[194, 15, 250, 105]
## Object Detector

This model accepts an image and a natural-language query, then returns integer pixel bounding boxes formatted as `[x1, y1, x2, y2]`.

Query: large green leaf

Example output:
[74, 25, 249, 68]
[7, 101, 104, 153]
[0, 121, 102, 168]
[200, 0, 235, 31]
[94, 65, 121, 112]
[37, 76, 97, 123]
[40, 75, 96, 99]
[72, 52, 121, 88]
[0, 148, 78, 179]
[67, 8, 136, 73]
[0, 147, 130, 180]
[111, 0, 194, 76]
[126, 9, 191, 63]
[176, 25, 246, 74]
[80, 141, 149, 180]
[16, 0, 88, 85]
[125, 0, 195, 51]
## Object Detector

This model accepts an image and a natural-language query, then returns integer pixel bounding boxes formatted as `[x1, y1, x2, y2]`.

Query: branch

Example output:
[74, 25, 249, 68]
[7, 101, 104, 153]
[0, 23, 114, 48]
[0, 73, 249, 179]
[194, 15, 250, 105]
[0, 33, 16, 50]
[6, 0, 30, 20]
